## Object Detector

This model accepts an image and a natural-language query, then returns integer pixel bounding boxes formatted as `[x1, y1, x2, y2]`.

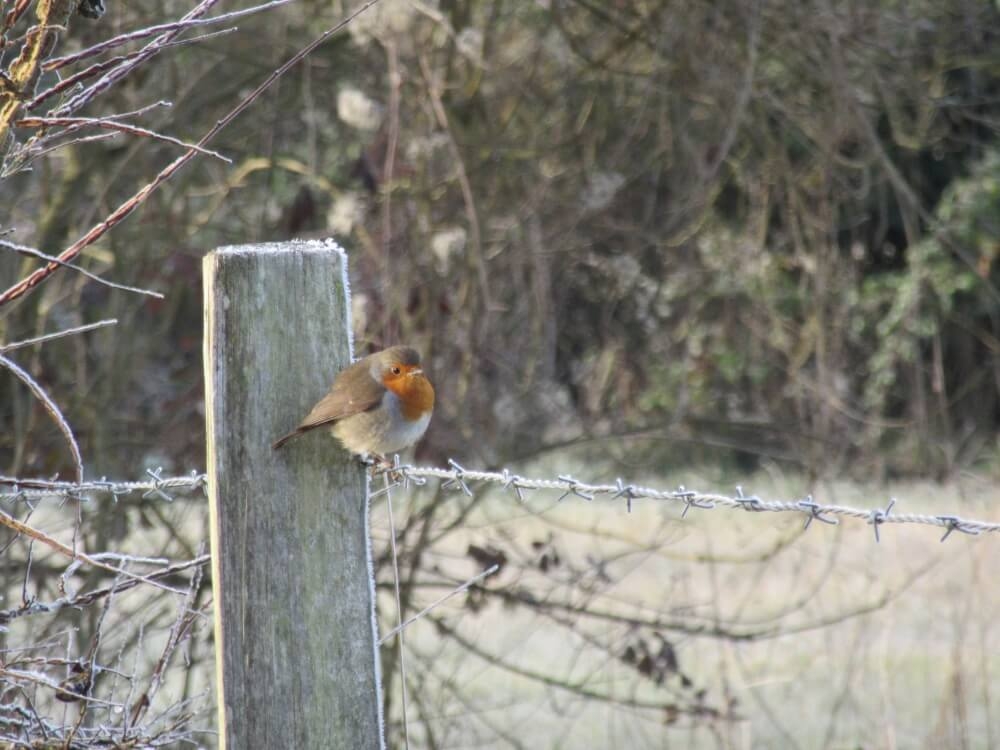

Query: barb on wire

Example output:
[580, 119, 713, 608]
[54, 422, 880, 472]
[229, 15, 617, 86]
[869, 498, 896, 543]
[734, 486, 763, 512]
[142, 467, 178, 502]
[797, 496, 839, 530]
[377, 461, 1000, 540]
[390, 453, 425, 490]
[676, 485, 713, 517]
[613, 478, 640, 513]
[442, 459, 473, 496]
[501, 469, 531, 502]
[556, 475, 594, 502]
[937, 515, 981, 542]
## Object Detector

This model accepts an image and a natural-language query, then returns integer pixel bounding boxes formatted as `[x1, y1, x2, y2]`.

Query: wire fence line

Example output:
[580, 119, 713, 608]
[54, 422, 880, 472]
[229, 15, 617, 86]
[3, 460, 997, 542]
[375, 459, 999, 542]
[0, 468, 206, 504]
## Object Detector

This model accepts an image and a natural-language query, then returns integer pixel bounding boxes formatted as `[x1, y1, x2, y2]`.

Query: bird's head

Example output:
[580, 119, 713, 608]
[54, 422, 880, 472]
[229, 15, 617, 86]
[375, 346, 435, 420]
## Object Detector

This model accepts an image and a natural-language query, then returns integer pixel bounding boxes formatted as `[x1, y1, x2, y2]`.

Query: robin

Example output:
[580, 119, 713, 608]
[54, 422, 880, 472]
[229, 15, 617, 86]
[54, 661, 92, 703]
[272, 345, 434, 460]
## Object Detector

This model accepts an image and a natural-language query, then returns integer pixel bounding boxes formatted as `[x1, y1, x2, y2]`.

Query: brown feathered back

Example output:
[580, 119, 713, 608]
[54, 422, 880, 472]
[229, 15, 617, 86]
[272, 346, 421, 449]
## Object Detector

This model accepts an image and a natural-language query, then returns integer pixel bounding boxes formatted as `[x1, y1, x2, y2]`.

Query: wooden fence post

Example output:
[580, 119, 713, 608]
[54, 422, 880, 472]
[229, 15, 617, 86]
[203, 240, 384, 749]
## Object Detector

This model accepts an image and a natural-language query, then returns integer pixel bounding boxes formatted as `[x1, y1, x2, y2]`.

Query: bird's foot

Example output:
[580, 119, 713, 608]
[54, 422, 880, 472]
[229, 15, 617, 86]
[359, 453, 392, 472]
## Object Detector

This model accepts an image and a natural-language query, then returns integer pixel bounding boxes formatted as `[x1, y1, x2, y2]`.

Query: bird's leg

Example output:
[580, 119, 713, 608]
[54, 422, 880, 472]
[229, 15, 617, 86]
[358, 453, 392, 472]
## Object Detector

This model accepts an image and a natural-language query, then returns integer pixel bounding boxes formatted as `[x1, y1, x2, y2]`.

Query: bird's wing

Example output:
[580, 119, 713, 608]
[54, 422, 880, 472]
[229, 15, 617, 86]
[296, 359, 384, 431]
[272, 358, 385, 449]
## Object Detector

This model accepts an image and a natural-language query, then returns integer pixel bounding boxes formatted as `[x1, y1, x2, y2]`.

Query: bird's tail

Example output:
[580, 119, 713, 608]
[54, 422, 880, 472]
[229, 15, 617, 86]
[272, 430, 301, 450]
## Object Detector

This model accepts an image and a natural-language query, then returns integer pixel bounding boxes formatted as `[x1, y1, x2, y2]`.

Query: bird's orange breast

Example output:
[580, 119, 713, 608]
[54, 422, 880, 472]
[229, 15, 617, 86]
[384, 371, 435, 421]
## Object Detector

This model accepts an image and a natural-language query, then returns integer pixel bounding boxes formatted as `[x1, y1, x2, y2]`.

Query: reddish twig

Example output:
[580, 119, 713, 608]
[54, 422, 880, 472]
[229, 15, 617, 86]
[2, 0, 34, 35]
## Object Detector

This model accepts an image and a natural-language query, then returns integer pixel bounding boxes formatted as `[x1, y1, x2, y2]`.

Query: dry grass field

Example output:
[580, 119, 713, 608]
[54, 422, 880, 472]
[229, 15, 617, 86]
[373, 462, 1000, 749]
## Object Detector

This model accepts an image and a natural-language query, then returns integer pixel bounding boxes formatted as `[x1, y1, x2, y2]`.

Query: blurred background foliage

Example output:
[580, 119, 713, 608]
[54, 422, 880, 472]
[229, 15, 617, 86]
[3, 3, 1000, 746]
[2, 0, 1000, 481]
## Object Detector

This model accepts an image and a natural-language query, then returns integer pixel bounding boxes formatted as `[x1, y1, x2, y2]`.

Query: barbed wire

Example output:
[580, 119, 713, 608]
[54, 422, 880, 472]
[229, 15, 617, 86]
[0, 468, 206, 504]
[3, 460, 997, 542]
[373, 458, 1000, 543]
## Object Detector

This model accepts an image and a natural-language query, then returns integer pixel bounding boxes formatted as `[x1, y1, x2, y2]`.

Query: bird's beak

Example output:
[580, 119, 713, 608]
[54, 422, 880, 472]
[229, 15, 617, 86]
[409, 367, 424, 377]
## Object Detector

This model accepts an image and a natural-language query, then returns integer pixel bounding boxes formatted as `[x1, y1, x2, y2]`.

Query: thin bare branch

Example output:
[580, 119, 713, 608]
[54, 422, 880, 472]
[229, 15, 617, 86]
[0, 239, 165, 299]
[17, 114, 231, 162]
[0, 353, 83, 482]
[30, 29, 237, 110]
[1, 319, 117, 353]
[44, 0, 297, 72]
[24, 131, 120, 160]
[0, 506, 188, 595]
[51, 0, 224, 117]
[379, 563, 499, 644]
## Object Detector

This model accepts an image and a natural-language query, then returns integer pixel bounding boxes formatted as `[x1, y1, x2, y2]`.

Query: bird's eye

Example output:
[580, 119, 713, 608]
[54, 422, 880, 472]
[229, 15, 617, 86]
[391, 366, 402, 375]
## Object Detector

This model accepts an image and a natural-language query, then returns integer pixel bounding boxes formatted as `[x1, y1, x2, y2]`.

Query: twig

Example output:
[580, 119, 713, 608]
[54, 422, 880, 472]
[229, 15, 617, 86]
[417, 53, 492, 310]
[0, 2, 68, 148]
[0, 239, 164, 299]
[17, 114, 231, 162]
[0, 319, 117, 353]
[430, 615, 697, 712]
[51, 0, 224, 117]
[1, 0, 33, 33]
[129, 560, 206, 725]
[44, 0, 297, 71]
[379, 564, 500, 644]
[0, 354, 83, 482]
[0, 506, 188, 595]
[30, 28, 239, 110]
[19, 131, 120, 161]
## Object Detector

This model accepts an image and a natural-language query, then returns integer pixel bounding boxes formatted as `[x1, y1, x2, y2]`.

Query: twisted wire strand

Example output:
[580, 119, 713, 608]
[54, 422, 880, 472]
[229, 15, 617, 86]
[0, 469, 206, 503]
[378, 459, 1000, 542]
[2, 461, 996, 541]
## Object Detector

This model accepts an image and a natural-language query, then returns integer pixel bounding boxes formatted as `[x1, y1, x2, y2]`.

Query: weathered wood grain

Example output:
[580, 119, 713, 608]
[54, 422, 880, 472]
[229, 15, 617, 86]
[204, 240, 383, 749]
